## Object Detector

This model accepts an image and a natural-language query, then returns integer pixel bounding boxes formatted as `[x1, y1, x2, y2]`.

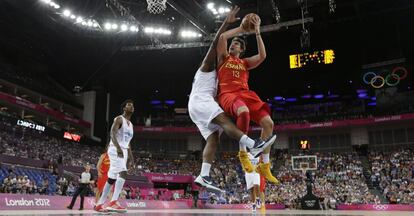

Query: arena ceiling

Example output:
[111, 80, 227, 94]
[0, 0, 413, 113]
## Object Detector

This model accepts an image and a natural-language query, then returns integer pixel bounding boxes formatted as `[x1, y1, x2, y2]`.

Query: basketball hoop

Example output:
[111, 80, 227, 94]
[291, 155, 318, 175]
[146, 0, 167, 14]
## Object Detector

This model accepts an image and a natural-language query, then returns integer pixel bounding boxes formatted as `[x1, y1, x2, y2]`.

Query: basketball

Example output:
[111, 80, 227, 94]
[241, 13, 259, 32]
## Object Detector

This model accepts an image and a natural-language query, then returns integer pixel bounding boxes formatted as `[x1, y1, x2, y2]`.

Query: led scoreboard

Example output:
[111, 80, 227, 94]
[64, 132, 81, 142]
[290, 49, 335, 69]
[300, 140, 310, 150]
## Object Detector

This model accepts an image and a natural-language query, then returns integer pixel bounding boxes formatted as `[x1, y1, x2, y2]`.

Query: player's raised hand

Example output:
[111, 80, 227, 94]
[251, 15, 261, 33]
[225, 6, 240, 24]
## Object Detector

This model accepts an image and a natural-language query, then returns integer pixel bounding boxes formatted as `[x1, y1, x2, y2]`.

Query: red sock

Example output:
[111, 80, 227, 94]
[236, 111, 250, 134]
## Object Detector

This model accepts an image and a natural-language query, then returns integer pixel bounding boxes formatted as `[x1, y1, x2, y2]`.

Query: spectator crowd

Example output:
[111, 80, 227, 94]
[1, 116, 413, 207]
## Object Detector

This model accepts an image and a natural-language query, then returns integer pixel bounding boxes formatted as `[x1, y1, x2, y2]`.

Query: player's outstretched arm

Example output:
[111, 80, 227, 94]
[200, 6, 240, 72]
[244, 16, 266, 70]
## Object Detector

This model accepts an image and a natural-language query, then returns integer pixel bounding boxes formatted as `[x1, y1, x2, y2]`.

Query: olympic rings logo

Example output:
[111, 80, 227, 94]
[363, 67, 408, 89]
[243, 204, 252, 209]
[373, 204, 389, 210]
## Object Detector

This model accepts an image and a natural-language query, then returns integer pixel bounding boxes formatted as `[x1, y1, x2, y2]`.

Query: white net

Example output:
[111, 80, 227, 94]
[146, 0, 167, 14]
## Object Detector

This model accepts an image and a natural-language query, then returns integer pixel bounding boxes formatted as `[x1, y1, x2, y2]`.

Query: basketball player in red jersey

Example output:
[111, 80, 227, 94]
[190, 6, 276, 193]
[259, 174, 266, 209]
[95, 148, 111, 203]
[258, 155, 266, 209]
[216, 15, 279, 184]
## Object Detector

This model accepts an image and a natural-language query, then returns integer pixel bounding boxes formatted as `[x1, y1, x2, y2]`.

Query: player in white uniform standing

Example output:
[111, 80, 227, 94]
[94, 100, 134, 213]
[245, 153, 262, 212]
[189, 6, 276, 193]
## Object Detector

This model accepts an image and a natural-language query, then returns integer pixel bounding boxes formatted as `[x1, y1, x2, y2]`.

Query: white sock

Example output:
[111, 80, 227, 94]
[239, 135, 254, 151]
[97, 182, 112, 205]
[262, 153, 270, 163]
[111, 177, 126, 202]
[200, 163, 211, 177]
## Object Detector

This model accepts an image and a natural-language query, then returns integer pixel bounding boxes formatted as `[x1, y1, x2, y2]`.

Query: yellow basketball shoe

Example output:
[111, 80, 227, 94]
[256, 162, 280, 184]
[238, 150, 254, 173]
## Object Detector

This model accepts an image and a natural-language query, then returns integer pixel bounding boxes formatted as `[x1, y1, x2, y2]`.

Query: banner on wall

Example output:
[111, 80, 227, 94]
[337, 204, 414, 211]
[143, 173, 194, 183]
[135, 113, 414, 133]
[0, 194, 192, 210]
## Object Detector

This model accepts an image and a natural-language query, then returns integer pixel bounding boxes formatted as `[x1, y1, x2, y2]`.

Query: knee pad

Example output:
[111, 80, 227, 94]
[107, 178, 116, 185]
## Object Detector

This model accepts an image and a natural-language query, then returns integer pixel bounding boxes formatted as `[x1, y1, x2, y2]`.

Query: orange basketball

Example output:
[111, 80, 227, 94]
[241, 13, 259, 32]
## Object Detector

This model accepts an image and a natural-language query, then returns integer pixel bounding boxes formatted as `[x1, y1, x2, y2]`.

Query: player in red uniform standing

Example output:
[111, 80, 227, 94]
[259, 172, 266, 209]
[216, 14, 279, 184]
[95, 149, 111, 203]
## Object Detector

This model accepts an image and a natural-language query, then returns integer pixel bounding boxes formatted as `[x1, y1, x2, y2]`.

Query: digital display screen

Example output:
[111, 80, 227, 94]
[63, 132, 81, 142]
[16, 120, 45, 132]
[290, 49, 335, 69]
[300, 140, 310, 150]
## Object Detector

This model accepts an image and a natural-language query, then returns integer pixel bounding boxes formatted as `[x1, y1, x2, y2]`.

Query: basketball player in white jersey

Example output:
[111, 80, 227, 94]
[189, 6, 276, 193]
[94, 100, 134, 213]
[245, 152, 261, 212]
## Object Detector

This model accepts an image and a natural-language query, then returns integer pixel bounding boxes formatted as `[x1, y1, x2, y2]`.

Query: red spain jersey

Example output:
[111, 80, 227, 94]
[98, 152, 110, 174]
[218, 55, 250, 95]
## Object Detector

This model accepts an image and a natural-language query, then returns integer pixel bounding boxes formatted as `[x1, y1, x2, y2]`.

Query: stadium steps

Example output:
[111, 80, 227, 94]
[359, 156, 389, 204]
[369, 189, 389, 204]
[359, 155, 374, 189]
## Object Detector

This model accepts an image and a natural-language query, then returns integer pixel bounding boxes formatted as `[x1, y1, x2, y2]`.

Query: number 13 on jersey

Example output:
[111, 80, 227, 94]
[232, 70, 240, 78]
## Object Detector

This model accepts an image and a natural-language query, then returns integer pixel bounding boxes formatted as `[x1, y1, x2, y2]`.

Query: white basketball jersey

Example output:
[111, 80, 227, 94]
[110, 116, 133, 149]
[248, 153, 260, 166]
[190, 69, 218, 97]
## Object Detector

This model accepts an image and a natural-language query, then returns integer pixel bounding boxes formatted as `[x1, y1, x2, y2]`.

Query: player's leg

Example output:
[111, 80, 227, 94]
[260, 115, 273, 160]
[108, 187, 113, 200]
[233, 99, 250, 135]
[190, 95, 274, 174]
[111, 171, 127, 203]
[252, 109, 279, 184]
[212, 114, 243, 141]
[212, 113, 276, 173]
[107, 171, 127, 211]
[194, 131, 222, 193]
[95, 176, 106, 203]
[202, 131, 219, 165]
[95, 146, 119, 212]
[245, 172, 254, 210]
[107, 148, 128, 212]
[189, 99, 225, 192]
[259, 175, 266, 209]
[254, 185, 261, 208]
[250, 188, 257, 212]
[212, 113, 275, 154]
[249, 105, 274, 156]
[199, 95, 252, 152]
[95, 188, 101, 203]
[252, 172, 262, 210]
[94, 177, 115, 212]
